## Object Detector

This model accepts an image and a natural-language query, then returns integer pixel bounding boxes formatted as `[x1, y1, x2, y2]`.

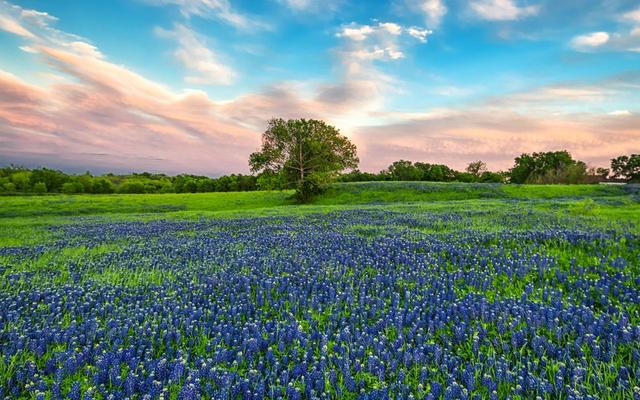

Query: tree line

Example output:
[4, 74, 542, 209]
[339, 151, 639, 185]
[2, 152, 637, 196]
[1, 117, 638, 197]
[0, 169, 260, 195]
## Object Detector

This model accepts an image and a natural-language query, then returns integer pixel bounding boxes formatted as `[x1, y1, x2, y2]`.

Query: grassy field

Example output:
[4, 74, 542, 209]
[1, 182, 639, 399]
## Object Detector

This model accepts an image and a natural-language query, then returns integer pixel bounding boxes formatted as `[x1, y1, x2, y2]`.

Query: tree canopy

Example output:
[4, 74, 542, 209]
[611, 154, 640, 182]
[510, 151, 588, 184]
[249, 118, 359, 202]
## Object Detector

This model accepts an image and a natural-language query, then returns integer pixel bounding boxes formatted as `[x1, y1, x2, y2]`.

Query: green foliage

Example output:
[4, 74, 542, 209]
[61, 181, 84, 194]
[29, 168, 70, 192]
[10, 171, 32, 191]
[91, 178, 115, 194]
[611, 154, 640, 182]
[32, 182, 47, 194]
[2, 182, 16, 192]
[478, 171, 505, 183]
[510, 150, 588, 184]
[387, 160, 422, 181]
[249, 118, 359, 202]
[339, 160, 502, 184]
[0, 166, 257, 195]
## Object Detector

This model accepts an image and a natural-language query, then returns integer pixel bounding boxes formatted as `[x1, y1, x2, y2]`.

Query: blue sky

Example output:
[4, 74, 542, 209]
[0, 0, 639, 174]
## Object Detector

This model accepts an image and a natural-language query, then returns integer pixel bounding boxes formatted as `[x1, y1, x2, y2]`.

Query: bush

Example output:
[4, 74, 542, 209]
[62, 181, 85, 194]
[2, 182, 16, 192]
[91, 178, 115, 194]
[118, 181, 147, 194]
[33, 182, 47, 194]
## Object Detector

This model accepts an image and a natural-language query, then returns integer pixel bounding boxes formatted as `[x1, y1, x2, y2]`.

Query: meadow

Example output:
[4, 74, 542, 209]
[1, 182, 639, 399]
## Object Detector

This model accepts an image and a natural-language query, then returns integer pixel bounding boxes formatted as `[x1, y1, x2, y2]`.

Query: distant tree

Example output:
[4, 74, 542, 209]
[595, 167, 610, 179]
[183, 179, 198, 193]
[466, 160, 487, 177]
[118, 180, 147, 194]
[10, 171, 32, 192]
[611, 154, 640, 182]
[527, 162, 588, 184]
[29, 168, 69, 192]
[455, 172, 476, 183]
[414, 163, 457, 182]
[337, 170, 383, 182]
[33, 181, 47, 194]
[61, 181, 84, 194]
[77, 173, 94, 193]
[478, 171, 505, 183]
[91, 178, 115, 194]
[387, 160, 422, 181]
[2, 182, 16, 192]
[510, 151, 587, 184]
[249, 118, 358, 202]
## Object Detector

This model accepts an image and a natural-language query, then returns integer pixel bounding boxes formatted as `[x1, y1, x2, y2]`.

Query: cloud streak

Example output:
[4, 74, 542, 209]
[140, 0, 269, 30]
[155, 24, 236, 85]
[0, 1, 638, 176]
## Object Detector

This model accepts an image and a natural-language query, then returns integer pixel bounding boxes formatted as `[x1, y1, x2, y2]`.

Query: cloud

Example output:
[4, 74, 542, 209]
[140, 0, 269, 30]
[0, 1, 101, 58]
[0, 3, 402, 174]
[155, 24, 236, 85]
[570, 32, 610, 51]
[352, 71, 640, 171]
[1, 1, 637, 175]
[337, 25, 375, 41]
[608, 109, 632, 116]
[337, 22, 431, 62]
[379, 22, 403, 35]
[407, 27, 432, 43]
[622, 7, 640, 24]
[418, 0, 447, 28]
[0, 14, 35, 38]
[470, 0, 540, 21]
[569, 7, 640, 54]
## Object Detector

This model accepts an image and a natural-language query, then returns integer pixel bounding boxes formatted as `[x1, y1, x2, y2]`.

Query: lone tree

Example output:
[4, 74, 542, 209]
[466, 160, 487, 177]
[249, 118, 359, 202]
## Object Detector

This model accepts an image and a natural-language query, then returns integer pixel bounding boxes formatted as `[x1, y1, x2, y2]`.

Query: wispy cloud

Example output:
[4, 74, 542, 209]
[140, 0, 269, 30]
[419, 0, 447, 28]
[470, 0, 540, 21]
[155, 24, 236, 85]
[277, 0, 343, 14]
[1, 0, 638, 174]
[0, 14, 35, 38]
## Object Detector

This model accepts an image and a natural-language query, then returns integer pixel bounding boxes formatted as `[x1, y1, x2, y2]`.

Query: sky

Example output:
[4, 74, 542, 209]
[0, 0, 639, 175]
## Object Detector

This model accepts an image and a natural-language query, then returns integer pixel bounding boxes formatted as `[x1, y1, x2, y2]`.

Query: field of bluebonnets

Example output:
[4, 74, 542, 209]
[1, 182, 639, 400]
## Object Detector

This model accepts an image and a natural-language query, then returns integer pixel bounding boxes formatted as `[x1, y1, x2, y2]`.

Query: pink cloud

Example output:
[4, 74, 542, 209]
[0, 1, 638, 176]
[354, 110, 640, 172]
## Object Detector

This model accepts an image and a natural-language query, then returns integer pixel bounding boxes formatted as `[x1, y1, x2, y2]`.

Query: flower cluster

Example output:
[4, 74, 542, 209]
[0, 209, 638, 399]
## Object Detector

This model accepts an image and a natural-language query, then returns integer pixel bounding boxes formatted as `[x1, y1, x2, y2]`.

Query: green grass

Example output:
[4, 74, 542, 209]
[1, 182, 638, 249]
[1, 182, 634, 220]
[1, 181, 638, 399]
[0, 190, 294, 218]
[315, 181, 632, 205]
